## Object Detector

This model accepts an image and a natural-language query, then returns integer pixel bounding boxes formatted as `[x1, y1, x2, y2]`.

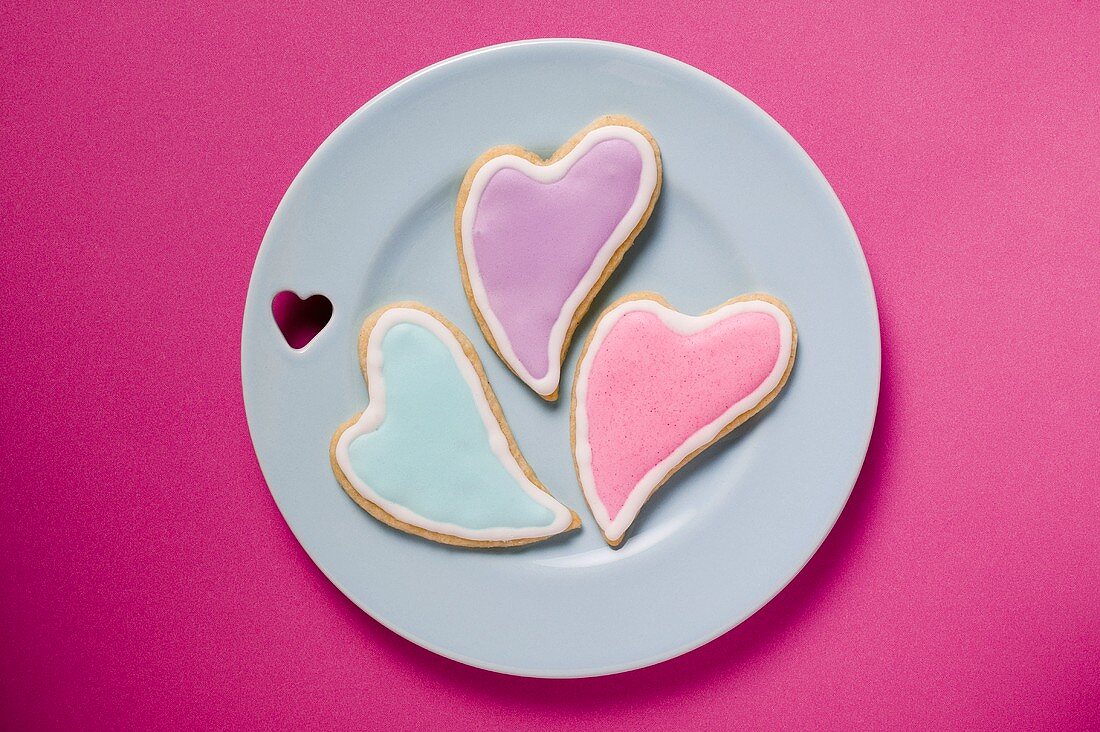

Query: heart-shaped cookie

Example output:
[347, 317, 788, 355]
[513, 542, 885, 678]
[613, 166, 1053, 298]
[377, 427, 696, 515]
[571, 293, 797, 546]
[456, 116, 662, 400]
[331, 303, 580, 547]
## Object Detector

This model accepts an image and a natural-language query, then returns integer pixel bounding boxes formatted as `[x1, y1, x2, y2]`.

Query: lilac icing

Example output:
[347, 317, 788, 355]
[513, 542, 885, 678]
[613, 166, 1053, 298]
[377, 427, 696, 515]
[471, 138, 645, 379]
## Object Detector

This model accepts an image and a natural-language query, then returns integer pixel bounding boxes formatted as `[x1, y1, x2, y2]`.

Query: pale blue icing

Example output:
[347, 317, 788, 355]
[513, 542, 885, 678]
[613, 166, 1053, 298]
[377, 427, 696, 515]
[346, 322, 556, 530]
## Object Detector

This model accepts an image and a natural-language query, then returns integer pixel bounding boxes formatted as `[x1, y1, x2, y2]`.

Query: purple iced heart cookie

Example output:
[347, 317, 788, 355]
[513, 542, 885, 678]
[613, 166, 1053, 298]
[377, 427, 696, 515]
[456, 116, 662, 400]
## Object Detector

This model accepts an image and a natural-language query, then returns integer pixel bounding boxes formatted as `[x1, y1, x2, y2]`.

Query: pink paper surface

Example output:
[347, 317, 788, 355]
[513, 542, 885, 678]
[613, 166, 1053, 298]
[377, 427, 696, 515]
[1, 2, 1097, 729]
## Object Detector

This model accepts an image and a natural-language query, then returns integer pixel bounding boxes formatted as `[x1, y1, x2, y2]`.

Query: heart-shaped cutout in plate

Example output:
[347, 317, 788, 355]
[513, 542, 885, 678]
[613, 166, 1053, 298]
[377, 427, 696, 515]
[272, 291, 333, 349]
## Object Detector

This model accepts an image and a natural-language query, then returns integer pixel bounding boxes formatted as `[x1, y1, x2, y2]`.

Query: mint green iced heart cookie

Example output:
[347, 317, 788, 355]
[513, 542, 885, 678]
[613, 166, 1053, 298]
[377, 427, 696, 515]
[331, 303, 579, 547]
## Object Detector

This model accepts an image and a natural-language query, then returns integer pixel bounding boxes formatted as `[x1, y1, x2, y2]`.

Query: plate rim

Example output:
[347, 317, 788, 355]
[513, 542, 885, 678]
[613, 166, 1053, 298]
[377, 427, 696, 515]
[242, 38, 881, 678]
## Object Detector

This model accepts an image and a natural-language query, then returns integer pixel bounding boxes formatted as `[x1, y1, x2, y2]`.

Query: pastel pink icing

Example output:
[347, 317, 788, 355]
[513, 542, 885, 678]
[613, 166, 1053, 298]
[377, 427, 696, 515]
[584, 310, 782, 519]
[471, 138, 644, 379]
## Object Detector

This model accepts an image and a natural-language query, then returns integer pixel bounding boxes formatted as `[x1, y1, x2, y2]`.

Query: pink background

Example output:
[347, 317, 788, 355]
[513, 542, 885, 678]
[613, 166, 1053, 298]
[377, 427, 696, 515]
[2, 2, 1098, 729]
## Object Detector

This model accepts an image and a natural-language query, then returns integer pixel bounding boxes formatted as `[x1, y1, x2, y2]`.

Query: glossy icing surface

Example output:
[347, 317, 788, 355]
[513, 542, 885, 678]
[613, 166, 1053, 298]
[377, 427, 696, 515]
[460, 124, 659, 396]
[335, 307, 575, 542]
[472, 139, 642, 379]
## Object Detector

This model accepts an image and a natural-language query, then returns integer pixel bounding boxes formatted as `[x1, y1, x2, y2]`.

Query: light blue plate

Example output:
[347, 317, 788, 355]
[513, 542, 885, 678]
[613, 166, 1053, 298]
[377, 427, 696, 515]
[242, 40, 879, 677]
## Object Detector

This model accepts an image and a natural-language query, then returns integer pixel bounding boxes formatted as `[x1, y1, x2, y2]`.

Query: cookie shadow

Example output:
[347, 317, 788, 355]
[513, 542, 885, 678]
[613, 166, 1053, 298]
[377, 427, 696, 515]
[551, 192, 667, 407]
[339, 490, 583, 554]
[584, 191, 666, 319]
[618, 399, 771, 546]
[613, 347, 800, 544]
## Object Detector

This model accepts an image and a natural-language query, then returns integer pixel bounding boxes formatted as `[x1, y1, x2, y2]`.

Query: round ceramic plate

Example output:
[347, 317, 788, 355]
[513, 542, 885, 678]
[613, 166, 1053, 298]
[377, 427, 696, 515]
[242, 40, 879, 677]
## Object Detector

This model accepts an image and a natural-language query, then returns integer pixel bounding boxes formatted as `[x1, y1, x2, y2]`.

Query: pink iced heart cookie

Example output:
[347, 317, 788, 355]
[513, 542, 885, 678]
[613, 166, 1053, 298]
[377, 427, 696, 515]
[571, 293, 797, 546]
[456, 116, 662, 400]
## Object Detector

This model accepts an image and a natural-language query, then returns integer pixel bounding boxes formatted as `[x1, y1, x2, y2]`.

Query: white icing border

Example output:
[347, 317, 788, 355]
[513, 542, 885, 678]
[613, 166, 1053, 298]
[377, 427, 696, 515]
[460, 125, 659, 397]
[573, 298, 794, 544]
[335, 307, 574, 542]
